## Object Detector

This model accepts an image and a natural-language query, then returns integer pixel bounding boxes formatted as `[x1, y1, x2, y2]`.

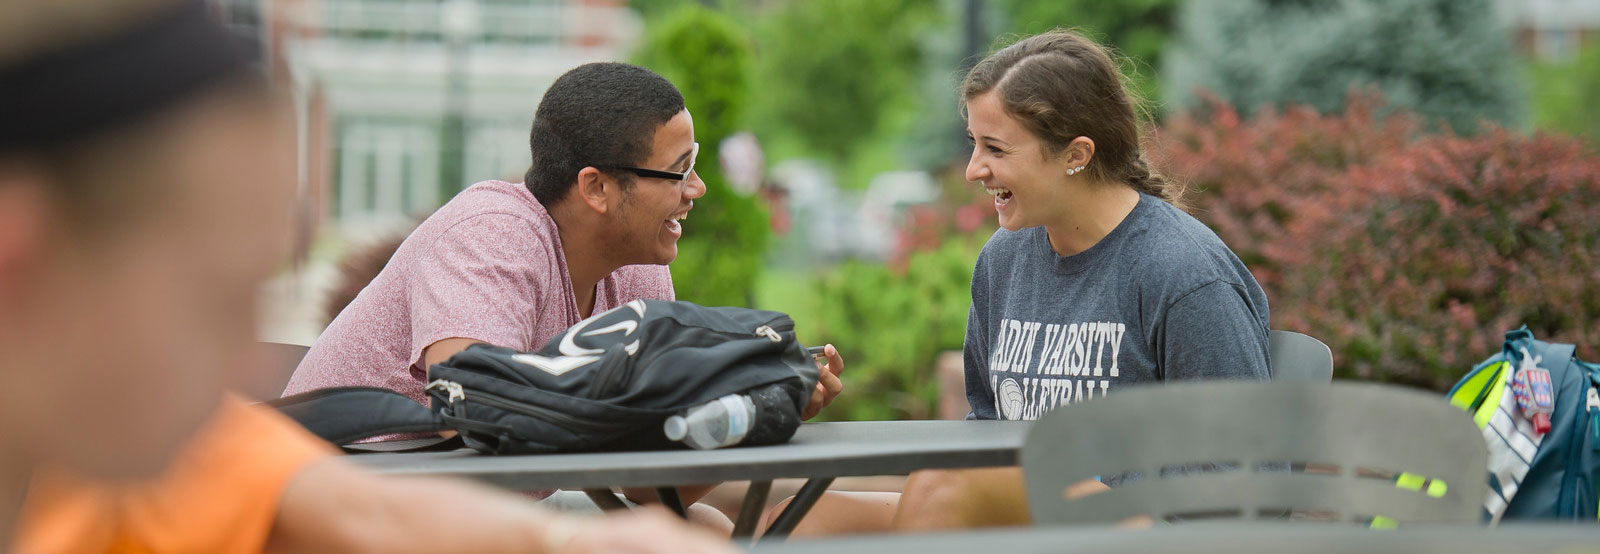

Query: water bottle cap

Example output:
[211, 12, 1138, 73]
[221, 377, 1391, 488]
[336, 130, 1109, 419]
[663, 415, 688, 441]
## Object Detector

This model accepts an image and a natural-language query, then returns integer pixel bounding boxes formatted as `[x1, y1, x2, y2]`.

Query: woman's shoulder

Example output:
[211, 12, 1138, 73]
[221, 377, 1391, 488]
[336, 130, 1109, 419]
[1138, 200, 1237, 259]
[1127, 199, 1256, 289]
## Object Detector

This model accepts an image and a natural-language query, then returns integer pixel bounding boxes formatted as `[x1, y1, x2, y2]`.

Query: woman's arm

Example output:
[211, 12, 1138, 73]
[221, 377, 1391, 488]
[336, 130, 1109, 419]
[1159, 281, 1271, 381]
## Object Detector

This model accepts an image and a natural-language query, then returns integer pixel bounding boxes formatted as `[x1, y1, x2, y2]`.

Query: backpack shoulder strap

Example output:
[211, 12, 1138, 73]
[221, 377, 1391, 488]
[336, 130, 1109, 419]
[266, 387, 458, 452]
[1541, 343, 1578, 371]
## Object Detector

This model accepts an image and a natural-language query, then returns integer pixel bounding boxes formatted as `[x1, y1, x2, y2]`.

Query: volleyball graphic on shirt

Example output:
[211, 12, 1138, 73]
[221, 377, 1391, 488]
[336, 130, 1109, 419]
[997, 378, 1025, 420]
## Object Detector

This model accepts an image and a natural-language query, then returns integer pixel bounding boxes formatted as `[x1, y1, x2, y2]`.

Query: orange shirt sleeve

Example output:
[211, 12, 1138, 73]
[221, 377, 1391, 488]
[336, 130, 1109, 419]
[15, 395, 334, 554]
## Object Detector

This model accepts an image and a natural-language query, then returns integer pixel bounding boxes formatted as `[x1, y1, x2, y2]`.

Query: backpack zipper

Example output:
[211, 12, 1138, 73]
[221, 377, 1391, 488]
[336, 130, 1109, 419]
[1559, 385, 1600, 516]
[655, 313, 794, 338]
[1586, 388, 1599, 443]
[587, 316, 796, 399]
[427, 379, 635, 433]
[1578, 386, 1600, 516]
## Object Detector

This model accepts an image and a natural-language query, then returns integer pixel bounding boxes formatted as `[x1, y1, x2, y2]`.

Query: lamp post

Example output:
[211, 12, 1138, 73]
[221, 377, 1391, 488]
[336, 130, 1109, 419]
[440, 0, 478, 198]
[956, 0, 983, 160]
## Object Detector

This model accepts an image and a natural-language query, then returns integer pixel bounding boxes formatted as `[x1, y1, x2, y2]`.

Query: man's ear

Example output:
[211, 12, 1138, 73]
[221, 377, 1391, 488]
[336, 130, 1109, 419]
[0, 173, 50, 313]
[573, 167, 614, 215]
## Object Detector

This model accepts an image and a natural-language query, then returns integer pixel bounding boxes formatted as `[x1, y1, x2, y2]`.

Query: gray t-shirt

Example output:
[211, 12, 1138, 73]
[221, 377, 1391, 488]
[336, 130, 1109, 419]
[965, 192, 1271, 421]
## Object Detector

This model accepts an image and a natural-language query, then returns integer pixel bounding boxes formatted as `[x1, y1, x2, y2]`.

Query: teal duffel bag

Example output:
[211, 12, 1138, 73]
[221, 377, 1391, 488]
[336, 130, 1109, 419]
[1446, 327, 1600, 523]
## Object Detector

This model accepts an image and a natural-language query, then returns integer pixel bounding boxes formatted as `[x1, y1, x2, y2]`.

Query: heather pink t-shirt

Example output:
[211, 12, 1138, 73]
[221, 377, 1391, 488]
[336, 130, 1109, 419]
[282, 180, 675, 406]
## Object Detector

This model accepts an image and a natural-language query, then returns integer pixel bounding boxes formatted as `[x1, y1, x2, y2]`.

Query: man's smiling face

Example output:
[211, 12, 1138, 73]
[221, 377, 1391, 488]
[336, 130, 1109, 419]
[610, 109, 705, 265]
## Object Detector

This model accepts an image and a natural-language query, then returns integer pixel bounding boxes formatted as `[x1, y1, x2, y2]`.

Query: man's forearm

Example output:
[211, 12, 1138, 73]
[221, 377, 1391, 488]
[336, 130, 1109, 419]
[268, 458, 558, 554]
[268, 458, 736, 554]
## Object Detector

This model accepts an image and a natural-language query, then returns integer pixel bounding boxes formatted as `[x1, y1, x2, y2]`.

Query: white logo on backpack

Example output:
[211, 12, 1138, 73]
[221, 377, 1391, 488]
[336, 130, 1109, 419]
[514, 300, 648, 376]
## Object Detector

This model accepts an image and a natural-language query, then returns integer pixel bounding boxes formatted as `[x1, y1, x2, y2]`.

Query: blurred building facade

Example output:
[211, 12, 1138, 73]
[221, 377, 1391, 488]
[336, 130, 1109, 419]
[1500, 0, 1600, 62]
[209, 0, 642, 233]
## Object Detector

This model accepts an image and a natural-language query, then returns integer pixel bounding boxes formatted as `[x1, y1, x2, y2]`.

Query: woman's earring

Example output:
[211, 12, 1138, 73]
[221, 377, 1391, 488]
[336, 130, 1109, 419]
[1066, 166, 1085, 176]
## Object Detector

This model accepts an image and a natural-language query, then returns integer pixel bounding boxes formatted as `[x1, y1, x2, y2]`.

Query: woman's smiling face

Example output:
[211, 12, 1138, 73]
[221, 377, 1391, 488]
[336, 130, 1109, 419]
[962, 91, 1075, 232]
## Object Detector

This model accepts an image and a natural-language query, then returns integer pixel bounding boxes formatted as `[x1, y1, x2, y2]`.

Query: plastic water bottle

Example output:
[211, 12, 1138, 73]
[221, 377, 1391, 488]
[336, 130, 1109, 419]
[663, 394, 756, 450]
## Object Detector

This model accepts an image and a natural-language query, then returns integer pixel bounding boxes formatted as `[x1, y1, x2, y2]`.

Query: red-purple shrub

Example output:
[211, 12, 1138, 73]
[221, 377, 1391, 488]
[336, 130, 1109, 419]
[1157, 93, 1421, 290]
[1160, 94, 1600, 390]
[1282, 128, 1600, 389]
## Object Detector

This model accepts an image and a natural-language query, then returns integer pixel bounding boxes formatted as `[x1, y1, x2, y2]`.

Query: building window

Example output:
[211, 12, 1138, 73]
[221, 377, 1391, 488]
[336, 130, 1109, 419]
[1537, 28, 1579, 62]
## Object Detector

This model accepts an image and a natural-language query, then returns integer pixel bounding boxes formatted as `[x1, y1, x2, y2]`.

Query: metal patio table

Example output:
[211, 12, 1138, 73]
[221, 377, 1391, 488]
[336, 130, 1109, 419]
[752, 522, 1600, 554]
[350, 419, 1029, 541]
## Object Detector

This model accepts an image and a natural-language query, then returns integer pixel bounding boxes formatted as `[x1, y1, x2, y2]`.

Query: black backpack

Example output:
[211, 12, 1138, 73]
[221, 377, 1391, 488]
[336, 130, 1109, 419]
[271, 300, 820, 454]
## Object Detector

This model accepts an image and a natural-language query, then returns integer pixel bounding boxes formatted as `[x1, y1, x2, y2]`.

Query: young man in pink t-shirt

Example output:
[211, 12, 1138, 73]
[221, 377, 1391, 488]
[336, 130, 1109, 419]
[282, 63, 845, 514]
[284, 61, 843, 424]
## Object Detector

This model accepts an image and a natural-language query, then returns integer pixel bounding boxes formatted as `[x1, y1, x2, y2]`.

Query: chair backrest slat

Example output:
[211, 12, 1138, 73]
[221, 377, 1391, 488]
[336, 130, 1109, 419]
[1022, 381, 1487, 526]
[1269, 330, 1334, 382]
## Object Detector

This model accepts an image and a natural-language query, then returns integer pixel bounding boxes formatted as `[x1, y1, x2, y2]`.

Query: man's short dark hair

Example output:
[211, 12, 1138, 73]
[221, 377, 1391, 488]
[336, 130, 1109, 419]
[524, 62, 685, 206]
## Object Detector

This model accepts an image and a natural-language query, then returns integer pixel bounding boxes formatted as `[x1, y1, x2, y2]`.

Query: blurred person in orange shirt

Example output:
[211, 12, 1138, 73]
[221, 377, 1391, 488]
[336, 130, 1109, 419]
[0, 1, 738, 552]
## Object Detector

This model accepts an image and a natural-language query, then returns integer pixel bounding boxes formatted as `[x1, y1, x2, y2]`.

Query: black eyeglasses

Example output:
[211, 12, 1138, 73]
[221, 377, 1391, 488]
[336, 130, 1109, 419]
[613, 142, 699, 183]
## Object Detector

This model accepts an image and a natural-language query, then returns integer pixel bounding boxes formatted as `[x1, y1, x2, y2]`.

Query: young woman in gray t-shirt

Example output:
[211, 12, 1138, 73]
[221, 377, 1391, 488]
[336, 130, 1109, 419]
[764, 29, 1270, 536]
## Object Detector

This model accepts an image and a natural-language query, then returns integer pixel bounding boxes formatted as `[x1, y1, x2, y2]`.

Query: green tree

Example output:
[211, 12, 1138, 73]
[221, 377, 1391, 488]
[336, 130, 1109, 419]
[626, 0, 696, 20]
[995, 0, 1176, 112]
[634, 5, 772, 307]
[748, 0, 941, 173]
[1164, 0, 1525, 134]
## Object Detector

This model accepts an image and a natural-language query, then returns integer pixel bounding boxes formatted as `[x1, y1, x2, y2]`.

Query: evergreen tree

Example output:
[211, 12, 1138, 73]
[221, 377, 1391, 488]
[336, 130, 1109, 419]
[1164, 0, 1525, 133]
[996, 0, 1176, 111]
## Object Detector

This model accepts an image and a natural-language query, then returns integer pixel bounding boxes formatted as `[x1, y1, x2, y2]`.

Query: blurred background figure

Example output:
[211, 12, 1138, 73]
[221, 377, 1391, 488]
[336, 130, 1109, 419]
[0, 0, 293, 511]
[0, 1, 740, 551]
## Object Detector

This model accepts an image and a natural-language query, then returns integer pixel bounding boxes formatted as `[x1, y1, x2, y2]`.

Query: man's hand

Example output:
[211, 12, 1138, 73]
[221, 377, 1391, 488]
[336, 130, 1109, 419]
[554, 506, 740, 554]
[802, 344, 845, 420]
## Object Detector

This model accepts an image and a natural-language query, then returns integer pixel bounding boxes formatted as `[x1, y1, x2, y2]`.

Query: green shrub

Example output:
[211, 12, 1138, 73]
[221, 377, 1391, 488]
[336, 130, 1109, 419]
[634, 5, 771, 307]
[781, 168, 996, 421]
[805, 238, 981, 421]
[1164, 0, 1525, 134]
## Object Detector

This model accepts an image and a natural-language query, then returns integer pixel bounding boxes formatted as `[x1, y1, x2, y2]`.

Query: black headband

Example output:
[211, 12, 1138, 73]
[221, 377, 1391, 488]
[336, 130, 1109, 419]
[0, 0, 260, 153]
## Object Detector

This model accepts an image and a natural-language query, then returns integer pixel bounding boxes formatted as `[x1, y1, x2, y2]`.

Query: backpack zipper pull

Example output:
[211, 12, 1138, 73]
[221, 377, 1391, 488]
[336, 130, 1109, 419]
[425, 379, 467, 414]
[754, 325, 782, 343]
